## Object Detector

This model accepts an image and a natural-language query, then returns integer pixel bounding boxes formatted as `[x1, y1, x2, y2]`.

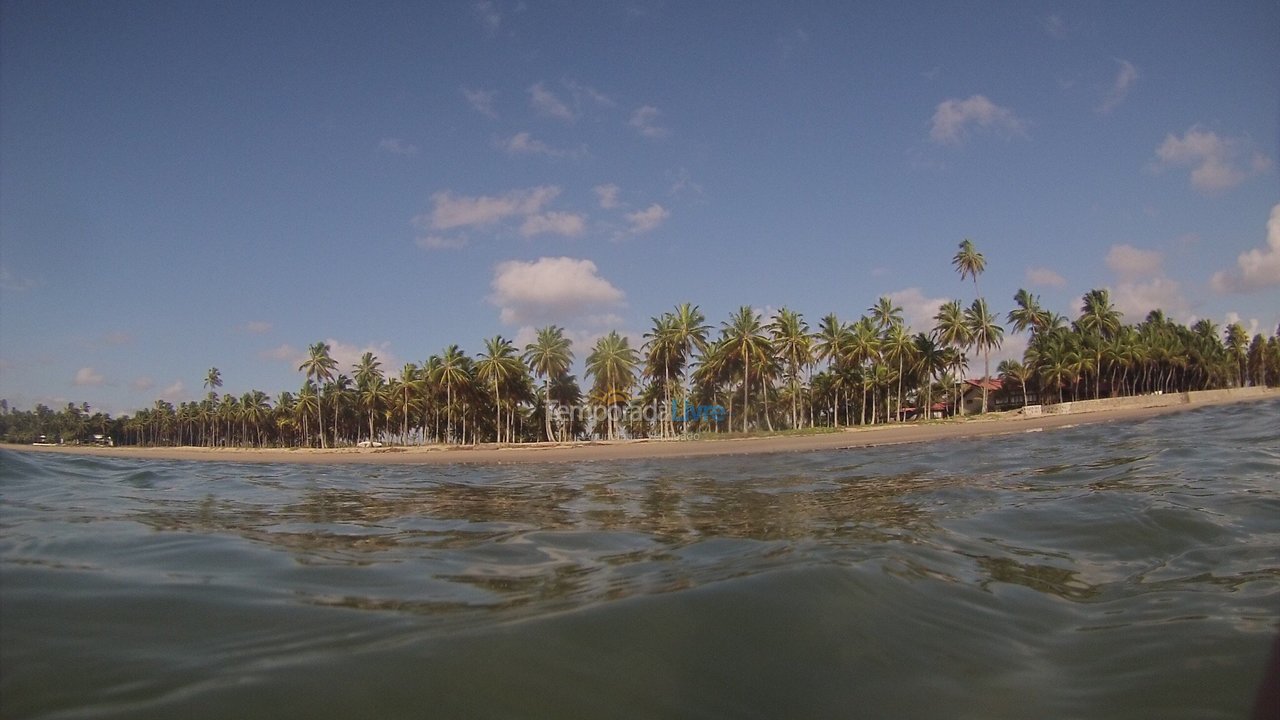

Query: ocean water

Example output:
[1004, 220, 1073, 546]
[2, 400, 1278, 719]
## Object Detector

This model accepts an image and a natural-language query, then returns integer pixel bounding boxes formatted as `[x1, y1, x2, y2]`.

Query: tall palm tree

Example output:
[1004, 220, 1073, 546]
[668, 303, 711, 434]
[433, 345, 470, 444]
[965, 298, 1004, 413]
[1077, 289, 1122, 398]
[1008, 289, 1050, 339]
[353, 351, 384, 442]
[524, 326, 574, 442]
[203, 367, 222, 446]
[643, 314, 680, 438]
[769, 308, 812, 430]
[814, 313, 849, 426]
[391, 363, 421, 443]
[997, 359, 1032, 408]
[934, 300, 970, 414]
[869, 296, 903, 332]
[1225, 322, 1249, 387]
[298, 342, 337, 448]
[476, 336, 519, 443]
[883, 323, 915, 421]
[848, 317, 881, 424]
[718, 306, 773, 432]
[912, 333, 947, 419]
[952, 238, 986, 300]
[585, 331, 639, 440]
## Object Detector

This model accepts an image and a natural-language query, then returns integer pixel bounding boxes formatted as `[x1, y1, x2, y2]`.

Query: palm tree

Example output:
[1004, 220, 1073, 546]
[1077, 289, 1122, 398]
[668, 303, 711, 434]
[934, 300, 970, 414]
[431, 345, 470, 444]
[203, 367, 222, 446]
[912, 333, 947, 419]
[296, 381, 318, 446]
[952, 238, 986, 300]
[298, 342, 338, 448]
[998, 359, 1033, 408]
[390, 363, 421, 443]
[848, 317, 880, 424]
[1008, 289, 1049, 339]
[814, 313, 850, 426]
[718, 306, 774, 432]
[476, 336, 519, 443]
[883, 323, 915, 421]
[965, 298, 1004, 413]
[643, 314, 680, 438]
[524, 326, 574, 442]
[585, 331, 639, 440]
[353, 351, 384, 443]
[869, 296, 903, 332]
[1225, 322, 1249, 387]
[769, 308, 812, 430]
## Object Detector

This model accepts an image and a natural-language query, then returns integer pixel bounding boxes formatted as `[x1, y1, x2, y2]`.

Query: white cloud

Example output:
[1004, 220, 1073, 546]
[131, 377, 155, 393]
[1097, 59, 1139, 114]
[1154, 127, 1272, 193]
[1105, 244, 1163, 280]
[474, 0, 501, 35]
[520, 211, 586, 238]
[419, 186, 560, 231]
[563, 79, 614, 108]
[628, 105, 668, 139]
[1026, 267, 1067, 288]
[377, 138, 419, 156]
[74, 367, 104, 386]
[1211, 203, 1280, 294]
[244, 321, 273, 335]
[416, 234, 468, 251]
[886, 287, 949, 332]
[668, 167, 704, 199]
[1223, 312, 1260, 337]
[530, 82, 575, 121]
[1111, 276, 1188, 322]
[161, 380, 185, 399]
[324, 339, 399, 376]
[594, 183, 620, 209]
[261, 344, 299, 362]
[624, 203, 669, 235]
[489, 257, 625, 327]
[929, 95, 1026, 145]
[499, 131, 581, 158]
[462, 87, 498, 118]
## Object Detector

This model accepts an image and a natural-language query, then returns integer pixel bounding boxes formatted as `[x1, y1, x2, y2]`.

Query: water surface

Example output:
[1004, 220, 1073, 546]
[3, 400, 1278, 718]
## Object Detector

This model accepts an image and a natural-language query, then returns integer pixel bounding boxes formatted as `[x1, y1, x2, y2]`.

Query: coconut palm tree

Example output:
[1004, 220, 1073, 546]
[668, 303, 711, 434]
[997, 359, 1032, 408]
[1008, 289, 1050, 339]
[814, 313, 850, 426]
[643, 314, 680, 438]
[848, 317, 881, 424]
[353, 351, 384, 443]
[952, 238, 986, 300]
[585, 331, 639, 440]
[476, 336, 519, 443]
[202, 367, 222, 446]
[717, 307, 773, 432]
[298, 342, 338, 448]
[433, 345, 470, 444]
[934, 300, 971, 414]
[769, 308, 812, 430]
[913, 333, 947, 419]
[883, 323, 915, 421]
[965, 298, 1004, 413]
[1225, 322, 1249, 387]
[524, 326, 574, 442]
[1077, 289, 1122, 398]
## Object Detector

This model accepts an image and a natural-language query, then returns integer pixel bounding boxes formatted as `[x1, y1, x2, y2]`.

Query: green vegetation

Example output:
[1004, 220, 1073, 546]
[4, 242, 1279, 447]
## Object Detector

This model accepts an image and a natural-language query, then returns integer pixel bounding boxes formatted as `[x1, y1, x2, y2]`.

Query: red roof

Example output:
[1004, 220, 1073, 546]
[964, 378, 1003, 391]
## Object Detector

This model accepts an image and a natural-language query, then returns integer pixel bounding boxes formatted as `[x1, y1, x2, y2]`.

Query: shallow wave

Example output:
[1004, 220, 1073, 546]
[2, 399, 1278, 719]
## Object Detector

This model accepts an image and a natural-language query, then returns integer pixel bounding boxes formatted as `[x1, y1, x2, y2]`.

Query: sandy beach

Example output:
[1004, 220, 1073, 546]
[7, 388, 1276, 467]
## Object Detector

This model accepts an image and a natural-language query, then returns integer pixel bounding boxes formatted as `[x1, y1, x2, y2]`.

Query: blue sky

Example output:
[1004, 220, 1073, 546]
[2, 0, 1277, 415]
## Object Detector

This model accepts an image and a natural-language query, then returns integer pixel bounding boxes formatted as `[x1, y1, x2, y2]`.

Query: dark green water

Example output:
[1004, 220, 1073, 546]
[3, 400, 1278, 719]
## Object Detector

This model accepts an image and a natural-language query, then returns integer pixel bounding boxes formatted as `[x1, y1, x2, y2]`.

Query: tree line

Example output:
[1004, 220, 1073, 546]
[4, 242, 1278, 447]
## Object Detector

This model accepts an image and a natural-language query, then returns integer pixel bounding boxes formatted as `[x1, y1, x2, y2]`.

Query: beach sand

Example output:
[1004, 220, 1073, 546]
[7, 389, 1276, 467]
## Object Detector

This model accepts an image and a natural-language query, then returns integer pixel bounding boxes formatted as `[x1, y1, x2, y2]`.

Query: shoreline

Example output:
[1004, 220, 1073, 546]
[6, 388, 1277, 467]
